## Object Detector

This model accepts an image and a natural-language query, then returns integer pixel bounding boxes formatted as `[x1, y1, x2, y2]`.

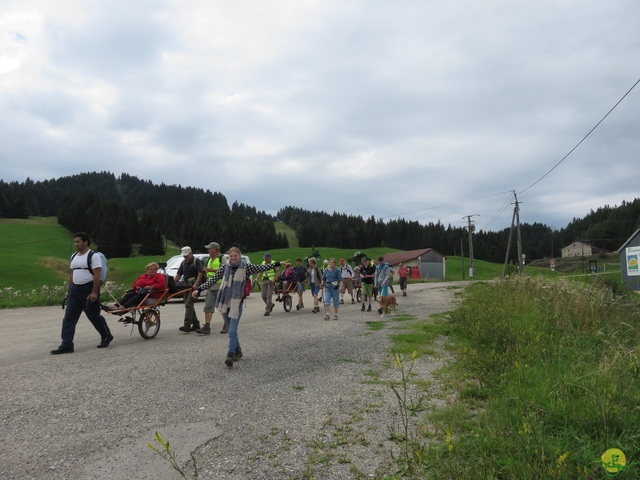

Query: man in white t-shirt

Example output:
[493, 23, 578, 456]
[339, 258, 355, 304]
[51, 232, 113, 354]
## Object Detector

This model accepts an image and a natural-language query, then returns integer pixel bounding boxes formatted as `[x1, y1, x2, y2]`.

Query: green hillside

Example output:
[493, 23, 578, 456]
[0, 217, 74, 290]
[5, 216, 623, 308]
[274, 221, 299, 248]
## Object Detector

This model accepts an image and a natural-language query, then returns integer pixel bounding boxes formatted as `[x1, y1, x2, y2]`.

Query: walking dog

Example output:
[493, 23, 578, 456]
[376, 294, 398, 317]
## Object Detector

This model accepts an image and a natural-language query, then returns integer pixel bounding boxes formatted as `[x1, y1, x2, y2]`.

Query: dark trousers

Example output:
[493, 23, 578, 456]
[60, 282, 111, 349]
[119, 290, 144, 308]
[182, 287, 199, 327]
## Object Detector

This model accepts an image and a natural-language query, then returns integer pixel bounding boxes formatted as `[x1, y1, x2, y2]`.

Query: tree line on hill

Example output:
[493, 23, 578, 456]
[0, 172, 638, 262]
[0, 172, 288, 258]
[278, 200, 640, 263]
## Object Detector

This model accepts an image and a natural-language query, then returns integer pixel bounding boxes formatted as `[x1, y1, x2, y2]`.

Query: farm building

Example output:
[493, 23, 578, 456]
[561, 241, 607, 258]
[617, 227, 640, 292]
[381, 248, 446, 280]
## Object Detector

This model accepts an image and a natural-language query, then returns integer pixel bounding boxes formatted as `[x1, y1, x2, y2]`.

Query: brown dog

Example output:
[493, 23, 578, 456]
[377, 294, 398, 317]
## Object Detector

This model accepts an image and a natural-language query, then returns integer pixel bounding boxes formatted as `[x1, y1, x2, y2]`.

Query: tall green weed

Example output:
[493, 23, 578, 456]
[426, 276, 640, 479]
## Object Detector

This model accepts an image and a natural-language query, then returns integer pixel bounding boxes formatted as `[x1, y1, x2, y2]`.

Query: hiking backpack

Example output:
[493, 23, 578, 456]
[71, 250, 108, 284]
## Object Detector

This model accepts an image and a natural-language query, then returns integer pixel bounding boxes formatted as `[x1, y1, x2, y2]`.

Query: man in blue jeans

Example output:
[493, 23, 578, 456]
[51, 232, 113, 354]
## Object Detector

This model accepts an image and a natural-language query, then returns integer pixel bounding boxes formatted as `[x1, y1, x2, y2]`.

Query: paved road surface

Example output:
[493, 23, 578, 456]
[0, 282, 465, 479]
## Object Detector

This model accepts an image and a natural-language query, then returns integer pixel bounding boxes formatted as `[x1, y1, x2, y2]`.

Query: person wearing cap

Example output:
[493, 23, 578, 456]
[256, 252, 279, 316]
[193, 246, 290, 367]
[174, 246, 205, 332]
[196, 242, 223, 335]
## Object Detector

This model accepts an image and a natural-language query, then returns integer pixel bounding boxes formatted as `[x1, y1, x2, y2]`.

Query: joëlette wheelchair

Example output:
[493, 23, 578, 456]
[101, 276, 191, 339]
[273, 280, 298, 312]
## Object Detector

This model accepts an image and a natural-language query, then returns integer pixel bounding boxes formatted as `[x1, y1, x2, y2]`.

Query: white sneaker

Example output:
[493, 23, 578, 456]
[324, 313, 330, 320]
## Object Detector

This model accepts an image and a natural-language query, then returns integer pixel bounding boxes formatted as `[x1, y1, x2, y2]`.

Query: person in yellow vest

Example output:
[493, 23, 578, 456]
[256, 252, 279, 316]
[196, 242, 223, 334]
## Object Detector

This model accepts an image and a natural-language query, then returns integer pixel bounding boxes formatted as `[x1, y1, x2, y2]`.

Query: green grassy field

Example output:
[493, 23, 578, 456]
[1, 217, 619, 308]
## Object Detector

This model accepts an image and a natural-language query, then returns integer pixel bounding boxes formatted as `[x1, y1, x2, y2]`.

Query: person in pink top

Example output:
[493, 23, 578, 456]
[397, 263, 409, 297]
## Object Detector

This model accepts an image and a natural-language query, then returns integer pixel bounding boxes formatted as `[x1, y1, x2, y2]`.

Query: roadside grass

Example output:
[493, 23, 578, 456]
[386, 275, 640, 479]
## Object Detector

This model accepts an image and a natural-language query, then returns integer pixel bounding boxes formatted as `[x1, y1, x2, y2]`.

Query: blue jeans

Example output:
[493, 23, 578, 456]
[324, 286, 340, 307]
[60, 282, 111, 349]
[221, 301, 244, 354]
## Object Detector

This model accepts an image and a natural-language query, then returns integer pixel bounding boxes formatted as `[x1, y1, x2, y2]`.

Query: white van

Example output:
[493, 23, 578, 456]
[161, 254, 252, 279]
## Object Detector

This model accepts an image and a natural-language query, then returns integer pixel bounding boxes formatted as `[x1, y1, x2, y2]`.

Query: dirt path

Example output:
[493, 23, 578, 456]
[0, 282, 464, 479]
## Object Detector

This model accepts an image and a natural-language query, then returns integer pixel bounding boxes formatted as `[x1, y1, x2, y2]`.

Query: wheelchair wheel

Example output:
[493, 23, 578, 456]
[356, 288, 362, 303]
[283, 295, 292, 312]
[139, 309, 161, 339]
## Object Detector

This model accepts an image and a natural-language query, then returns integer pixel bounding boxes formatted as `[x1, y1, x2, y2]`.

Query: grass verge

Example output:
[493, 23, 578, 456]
[393, 275, 640, 479]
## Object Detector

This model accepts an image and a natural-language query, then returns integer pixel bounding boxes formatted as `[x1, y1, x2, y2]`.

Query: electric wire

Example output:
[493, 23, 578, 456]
[518, 76, 640, 195]
[378, 189, 514, 221]
[481, 191, 515, 231]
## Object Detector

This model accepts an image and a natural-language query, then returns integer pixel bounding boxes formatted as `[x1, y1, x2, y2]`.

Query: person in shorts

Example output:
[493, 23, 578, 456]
[359, 257, 375, 312]
[339, 258, 355, 304]
[196, 242, 223, 334]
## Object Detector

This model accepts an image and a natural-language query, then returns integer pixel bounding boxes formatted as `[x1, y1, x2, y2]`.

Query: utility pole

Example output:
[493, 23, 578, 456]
[502, 191, 524, 276]
[515, 192, 523, 274]
[460, 237, 465, 280]
[464, 214, 479, 279]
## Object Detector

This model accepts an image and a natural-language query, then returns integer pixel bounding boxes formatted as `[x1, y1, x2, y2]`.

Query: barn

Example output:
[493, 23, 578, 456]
[617, 227, 640, 292]
[382, 248, 446, 280]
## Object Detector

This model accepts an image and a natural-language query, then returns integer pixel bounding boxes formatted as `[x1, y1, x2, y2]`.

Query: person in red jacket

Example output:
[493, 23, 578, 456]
[105, 262, 167, 310]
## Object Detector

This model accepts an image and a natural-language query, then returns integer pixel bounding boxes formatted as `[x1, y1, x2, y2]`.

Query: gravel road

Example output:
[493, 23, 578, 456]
[0, 282, 464, 479]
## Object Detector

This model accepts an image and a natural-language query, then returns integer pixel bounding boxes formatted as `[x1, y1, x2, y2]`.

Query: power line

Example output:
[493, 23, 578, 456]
[481, 191, 515, 231]
[379, 189, 514, 221]
[518, 76, 640, 195]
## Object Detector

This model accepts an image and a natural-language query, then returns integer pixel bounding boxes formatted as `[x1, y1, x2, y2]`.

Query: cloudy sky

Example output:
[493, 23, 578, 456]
[1, 0, 639, 232]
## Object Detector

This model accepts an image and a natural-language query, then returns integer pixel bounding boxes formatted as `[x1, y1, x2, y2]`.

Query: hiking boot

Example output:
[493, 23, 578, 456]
[361, 304, 365, 311]
[312, 306, 319, 313]
[225, 353, 234, 367]
[220, 325, 228, 334]
[333, 314, 339, 321]
[324, 313, 330, 321]
[179, 325, 191, 332]
[196, 324, 211, 334]
[190, 323, 200, 331]
[367, 305, 371, 312]
[97, 334, 114, 349]
[233, 346, 243, 360]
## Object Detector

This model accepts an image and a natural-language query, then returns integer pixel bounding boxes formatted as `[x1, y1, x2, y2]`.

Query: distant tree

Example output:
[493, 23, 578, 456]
[138, 211, 165, 256]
